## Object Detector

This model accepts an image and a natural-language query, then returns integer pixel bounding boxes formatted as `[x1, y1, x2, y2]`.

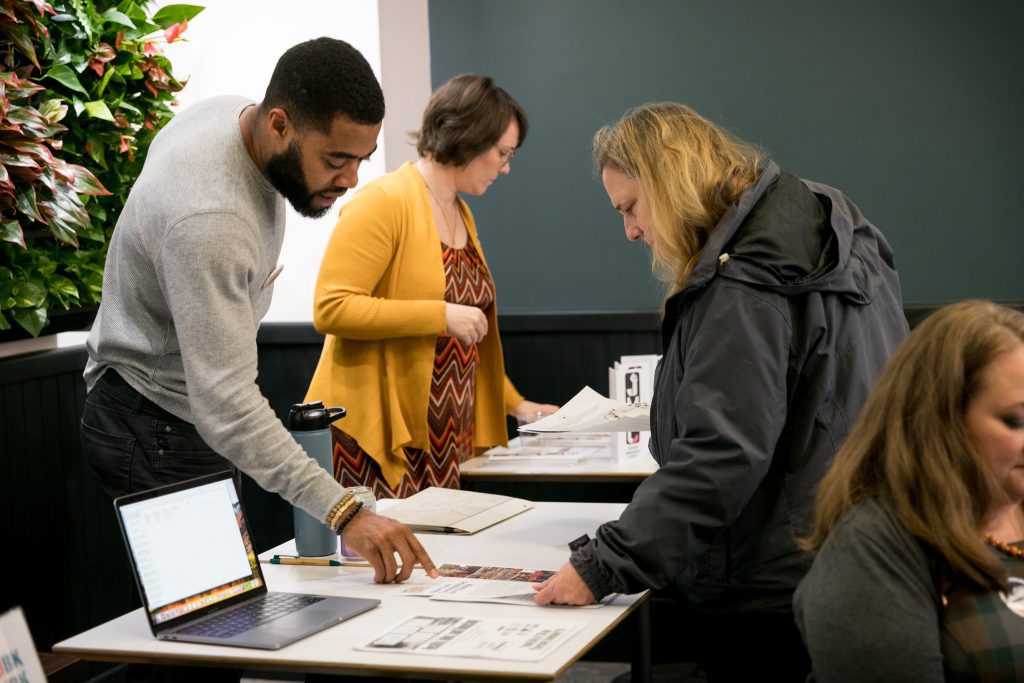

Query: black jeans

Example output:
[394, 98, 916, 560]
[693, 607, 811, 683]
[81, 369, 234, 499]
[81, 371, 242, 682]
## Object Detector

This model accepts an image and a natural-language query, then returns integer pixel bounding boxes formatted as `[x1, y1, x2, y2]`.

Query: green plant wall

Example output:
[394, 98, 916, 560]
[0, 0, 202, 336]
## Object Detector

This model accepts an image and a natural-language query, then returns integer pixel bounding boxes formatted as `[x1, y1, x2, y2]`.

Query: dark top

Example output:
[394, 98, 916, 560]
[571, 162, 909, 613]
[795, 498, 1024, 682]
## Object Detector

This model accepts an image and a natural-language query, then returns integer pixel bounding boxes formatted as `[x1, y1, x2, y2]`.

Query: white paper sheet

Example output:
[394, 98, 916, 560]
[397, 577, 538, 603]
[355, 614, 583, 661]
[389, 565, 609, 608]
[485, 445, 602, 462]
[517, 386, 651, 433]
[378, 487, 533, 534]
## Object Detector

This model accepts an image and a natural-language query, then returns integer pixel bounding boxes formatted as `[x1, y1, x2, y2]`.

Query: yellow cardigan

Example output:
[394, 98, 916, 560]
[305, 162, 523, 488]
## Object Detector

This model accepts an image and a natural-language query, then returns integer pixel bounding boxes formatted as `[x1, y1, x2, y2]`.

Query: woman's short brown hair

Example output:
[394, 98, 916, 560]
[415, 74, 527, 167]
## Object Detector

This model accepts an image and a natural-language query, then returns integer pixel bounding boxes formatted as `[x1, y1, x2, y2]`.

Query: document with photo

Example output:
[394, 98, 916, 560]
[434, 563, 556, 581]
[397, 577, 539, 605]
[395, 563, 552, 606]
[391, 565, 609, 608]
[356, 614, 583, 661]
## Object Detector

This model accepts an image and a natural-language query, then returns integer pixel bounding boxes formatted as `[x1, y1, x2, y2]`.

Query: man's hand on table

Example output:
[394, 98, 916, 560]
[341, 509, 439, 583]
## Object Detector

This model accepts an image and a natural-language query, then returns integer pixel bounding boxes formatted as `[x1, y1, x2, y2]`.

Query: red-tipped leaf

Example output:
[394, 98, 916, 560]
[70, 164, 111, 196]
[164, 18, 188, 43]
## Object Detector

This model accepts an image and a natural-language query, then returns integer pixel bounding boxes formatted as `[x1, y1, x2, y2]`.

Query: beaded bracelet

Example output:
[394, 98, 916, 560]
[325, 493, 354, 530]
[327, 498, 356, 531]
[335, 501, 364, 533]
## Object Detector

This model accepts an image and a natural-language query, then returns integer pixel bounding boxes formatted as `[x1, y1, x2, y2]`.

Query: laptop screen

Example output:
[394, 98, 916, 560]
[117, 474, 264, 626]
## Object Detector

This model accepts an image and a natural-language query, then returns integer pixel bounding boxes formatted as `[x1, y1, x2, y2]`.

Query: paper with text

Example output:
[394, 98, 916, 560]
[387, 565, 609, 608]
[517, 386, 651, 433]
[398, 577, 538, 604]
[356, 614, 583, 661]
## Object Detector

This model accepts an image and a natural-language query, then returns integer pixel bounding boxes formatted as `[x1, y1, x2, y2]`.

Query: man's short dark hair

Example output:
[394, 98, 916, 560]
[261, 37, 384, 132]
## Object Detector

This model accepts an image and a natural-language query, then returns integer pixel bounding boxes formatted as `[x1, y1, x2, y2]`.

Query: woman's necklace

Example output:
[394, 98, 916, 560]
[985, 535, 1024, 559]
[423, 180, 458, 246]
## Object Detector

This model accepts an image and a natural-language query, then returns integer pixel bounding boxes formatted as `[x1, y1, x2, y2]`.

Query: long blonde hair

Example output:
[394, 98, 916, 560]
[805, 301, 1024, 590]
[592, 102, 764, 294]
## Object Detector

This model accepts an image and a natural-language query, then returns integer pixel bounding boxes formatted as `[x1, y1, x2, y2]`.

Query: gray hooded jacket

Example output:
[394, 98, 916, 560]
[571, 162, 909, 612]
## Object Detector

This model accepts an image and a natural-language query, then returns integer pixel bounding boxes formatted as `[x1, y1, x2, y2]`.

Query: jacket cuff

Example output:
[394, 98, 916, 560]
[570, 541, 617, 600]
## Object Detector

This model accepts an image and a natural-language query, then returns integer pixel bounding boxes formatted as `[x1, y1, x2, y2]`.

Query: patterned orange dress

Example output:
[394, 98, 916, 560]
[330, 239, 496, 499]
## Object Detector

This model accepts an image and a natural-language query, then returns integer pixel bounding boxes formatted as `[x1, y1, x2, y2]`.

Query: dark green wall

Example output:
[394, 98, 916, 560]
[428, 0, 1024, 310]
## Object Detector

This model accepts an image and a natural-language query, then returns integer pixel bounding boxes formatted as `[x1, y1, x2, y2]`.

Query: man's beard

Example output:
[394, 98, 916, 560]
[264, 141, 334, 219]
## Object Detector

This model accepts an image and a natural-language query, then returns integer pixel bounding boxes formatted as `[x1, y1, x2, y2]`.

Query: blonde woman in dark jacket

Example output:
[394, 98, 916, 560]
[533, 102, 909, 681]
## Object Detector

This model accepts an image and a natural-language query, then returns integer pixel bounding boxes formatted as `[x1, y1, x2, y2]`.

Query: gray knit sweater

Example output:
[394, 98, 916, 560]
[84, 95, 343, 522]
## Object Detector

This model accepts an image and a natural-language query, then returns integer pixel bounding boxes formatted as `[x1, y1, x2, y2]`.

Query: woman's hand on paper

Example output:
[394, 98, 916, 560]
[341, 509, 439, 583]
[510, 400, 559, 422]
[445, 303, 488, 346]
[532, 562, 596, 606]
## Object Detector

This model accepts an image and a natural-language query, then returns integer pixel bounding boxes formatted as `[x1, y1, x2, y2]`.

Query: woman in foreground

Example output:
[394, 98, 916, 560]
[795, 300, 1024, 681]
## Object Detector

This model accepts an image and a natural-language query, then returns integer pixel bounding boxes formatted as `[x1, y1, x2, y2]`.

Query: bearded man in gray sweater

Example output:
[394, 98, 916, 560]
[81, 37, 436, 583]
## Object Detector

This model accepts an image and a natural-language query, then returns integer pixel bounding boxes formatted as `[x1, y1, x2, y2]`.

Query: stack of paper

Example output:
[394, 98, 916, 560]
[485, 443, 604, 463]
[516, 386, 650, 434]
[514, 355, 659, 461]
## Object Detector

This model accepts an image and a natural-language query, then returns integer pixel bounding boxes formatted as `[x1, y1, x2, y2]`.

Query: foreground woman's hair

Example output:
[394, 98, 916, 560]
[804, 300, 1024, 590]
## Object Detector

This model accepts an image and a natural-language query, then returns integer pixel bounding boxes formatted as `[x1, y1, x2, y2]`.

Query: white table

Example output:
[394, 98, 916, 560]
[54, 502, 648, 681]
[461, 438, 658, 483]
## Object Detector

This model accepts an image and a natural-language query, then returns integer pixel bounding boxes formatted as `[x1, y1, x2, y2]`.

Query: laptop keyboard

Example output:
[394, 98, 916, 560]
[174, 593, 325, 638]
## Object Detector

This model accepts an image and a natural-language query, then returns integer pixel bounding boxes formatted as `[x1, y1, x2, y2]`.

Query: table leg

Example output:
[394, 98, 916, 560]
[630, 599, 652, 683]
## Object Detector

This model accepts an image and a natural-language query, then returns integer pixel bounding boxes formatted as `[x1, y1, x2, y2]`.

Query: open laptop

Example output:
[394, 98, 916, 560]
[114, 470, 379, 650]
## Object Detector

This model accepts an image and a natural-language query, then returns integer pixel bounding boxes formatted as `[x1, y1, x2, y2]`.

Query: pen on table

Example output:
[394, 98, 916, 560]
[268, 555, 342, 567]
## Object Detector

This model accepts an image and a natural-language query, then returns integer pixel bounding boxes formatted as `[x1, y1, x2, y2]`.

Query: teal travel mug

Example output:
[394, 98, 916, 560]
[288, 401, 346, 557]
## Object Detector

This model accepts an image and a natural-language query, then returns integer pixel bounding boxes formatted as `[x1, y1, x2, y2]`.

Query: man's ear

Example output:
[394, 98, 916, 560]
[265, 107, 292, 144]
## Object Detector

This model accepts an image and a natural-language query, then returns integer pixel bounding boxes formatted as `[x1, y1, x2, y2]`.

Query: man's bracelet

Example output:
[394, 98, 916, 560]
[335, 501, 364, 533]
[325, 492, 355, 531]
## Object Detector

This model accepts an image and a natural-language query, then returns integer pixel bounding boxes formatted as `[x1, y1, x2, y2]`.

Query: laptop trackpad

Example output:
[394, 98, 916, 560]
[232, 597, 380, 650]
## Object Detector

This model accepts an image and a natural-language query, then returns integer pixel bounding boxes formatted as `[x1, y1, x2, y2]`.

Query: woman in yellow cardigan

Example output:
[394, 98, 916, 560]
[305, 74, 556, 498]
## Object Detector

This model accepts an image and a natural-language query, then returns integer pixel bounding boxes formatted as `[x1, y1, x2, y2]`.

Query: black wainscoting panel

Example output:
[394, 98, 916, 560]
[0, 347, 133, 651]
[498, 311, 661, 405]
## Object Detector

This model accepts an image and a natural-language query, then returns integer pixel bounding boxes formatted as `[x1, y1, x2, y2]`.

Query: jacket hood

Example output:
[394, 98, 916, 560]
[682, 161, 897, 305]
